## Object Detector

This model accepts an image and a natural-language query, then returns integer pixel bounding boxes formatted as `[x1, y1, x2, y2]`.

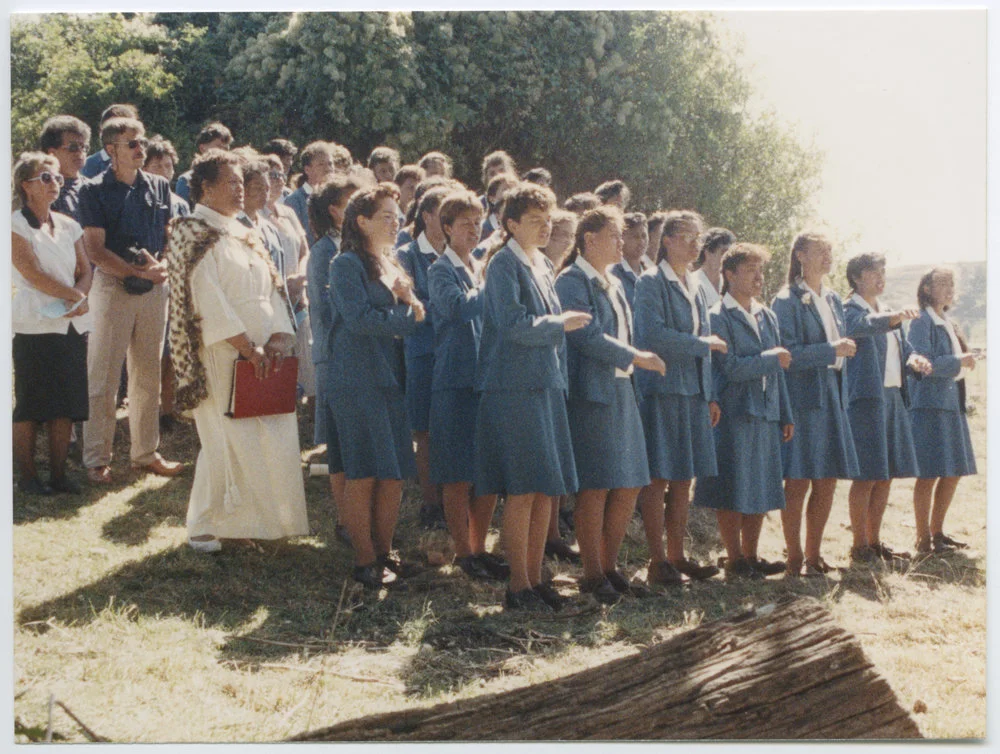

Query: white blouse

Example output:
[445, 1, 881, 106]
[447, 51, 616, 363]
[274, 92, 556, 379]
[659, 260, 700, 335]
[800, 280, 844, 371]
[575, 256, 633, 378]
[926, 307, 967, 382]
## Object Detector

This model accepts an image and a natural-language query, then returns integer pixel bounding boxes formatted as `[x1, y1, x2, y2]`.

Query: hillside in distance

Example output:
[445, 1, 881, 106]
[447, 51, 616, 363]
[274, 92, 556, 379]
[884, 260, 986, 346]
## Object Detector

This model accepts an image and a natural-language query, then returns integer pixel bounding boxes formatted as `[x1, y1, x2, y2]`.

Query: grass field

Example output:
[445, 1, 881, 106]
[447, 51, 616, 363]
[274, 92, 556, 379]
[12, 367, 987, 742]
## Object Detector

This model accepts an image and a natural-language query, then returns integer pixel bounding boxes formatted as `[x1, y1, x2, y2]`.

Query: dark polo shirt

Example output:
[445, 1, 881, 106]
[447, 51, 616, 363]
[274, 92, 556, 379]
[78, 168, 172, 259]
[51, 175, 88, 224]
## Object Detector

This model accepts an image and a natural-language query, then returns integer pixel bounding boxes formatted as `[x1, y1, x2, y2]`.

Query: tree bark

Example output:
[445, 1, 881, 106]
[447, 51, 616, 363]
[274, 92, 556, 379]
[291, 596, 921, 741]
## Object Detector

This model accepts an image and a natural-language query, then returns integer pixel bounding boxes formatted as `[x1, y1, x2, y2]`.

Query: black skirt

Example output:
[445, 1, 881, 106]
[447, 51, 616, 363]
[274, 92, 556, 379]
[12, 326, 89, 423]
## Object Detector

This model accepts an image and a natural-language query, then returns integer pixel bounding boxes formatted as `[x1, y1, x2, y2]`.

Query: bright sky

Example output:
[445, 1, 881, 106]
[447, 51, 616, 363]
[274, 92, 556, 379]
[716, 9, 986, 268]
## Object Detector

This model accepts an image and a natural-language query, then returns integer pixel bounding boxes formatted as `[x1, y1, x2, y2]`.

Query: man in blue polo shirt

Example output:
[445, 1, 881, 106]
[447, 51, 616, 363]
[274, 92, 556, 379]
[78, 116, 183, 484]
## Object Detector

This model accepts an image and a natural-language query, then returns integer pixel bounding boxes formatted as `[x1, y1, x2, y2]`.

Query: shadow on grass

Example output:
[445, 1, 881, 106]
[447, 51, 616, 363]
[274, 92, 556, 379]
[100, 475, 189, 546]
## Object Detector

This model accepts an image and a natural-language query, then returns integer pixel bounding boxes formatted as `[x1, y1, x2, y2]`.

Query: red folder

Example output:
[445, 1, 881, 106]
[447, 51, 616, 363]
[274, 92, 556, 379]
[226, 356, 299, 418]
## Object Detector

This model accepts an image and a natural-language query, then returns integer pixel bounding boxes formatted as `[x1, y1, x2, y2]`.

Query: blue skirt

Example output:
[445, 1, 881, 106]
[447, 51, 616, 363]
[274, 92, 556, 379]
[639, 392, 717, 481]
[329, 384, 415, 481]
[429, 387, 479, 485]
[848, 388, 919, 481]
[404, 352, 434, 433]
[474, 388, 578, 497]
[694, 412, 785, 515]
[782, 370, 859, 479]
[910, 406, 977, 478]
[568, 379, 650, 491]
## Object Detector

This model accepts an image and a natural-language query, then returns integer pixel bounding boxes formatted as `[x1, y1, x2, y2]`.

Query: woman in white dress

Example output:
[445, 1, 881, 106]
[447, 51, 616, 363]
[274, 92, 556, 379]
[166, 149, 308, 552]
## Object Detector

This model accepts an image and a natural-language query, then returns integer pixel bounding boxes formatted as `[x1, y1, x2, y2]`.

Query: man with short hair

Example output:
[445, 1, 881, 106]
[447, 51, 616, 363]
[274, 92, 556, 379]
[77, 117, 182, 484]
[40, 115, 91, 222]
[281, 140, 335, 246]
[80, 104, 139, 179]
[174, 121, 233, 206]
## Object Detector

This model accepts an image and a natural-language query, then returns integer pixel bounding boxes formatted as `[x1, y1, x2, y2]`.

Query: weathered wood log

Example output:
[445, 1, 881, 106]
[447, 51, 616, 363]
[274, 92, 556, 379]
[291, 596, 921, 741]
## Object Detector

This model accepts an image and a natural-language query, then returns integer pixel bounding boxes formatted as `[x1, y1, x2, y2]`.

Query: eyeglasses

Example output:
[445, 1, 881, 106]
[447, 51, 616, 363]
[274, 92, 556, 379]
[26, 171, 65, 187]
[111, 138, 149, 151]
[61, 142, 86, 153]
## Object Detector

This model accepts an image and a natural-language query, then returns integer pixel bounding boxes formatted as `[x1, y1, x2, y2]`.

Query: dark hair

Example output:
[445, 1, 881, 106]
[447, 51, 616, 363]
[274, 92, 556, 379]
[486, 172, 518, 203]
[404, 175, 456, 228]
[39, 115, 91, 153]
[787, 231, 831, 285]
[341, 182, 405, 281]
[308, 175, 366, 240]
[300, 141, 331, 170]
[196, 121, 233, 149]
[100, 117, 144, 146]
[623, 211, 647, 232]
[500, 182, 556, 236]
[560, 205, 624, 272]
[144, 136, 179, 165]
[394, 164, 425, 186]
[564, 192, 600, 215]
[100, 103, 138, 124]
[917, 267, 954, 311]
[261, 153, 284, 173]
[695, 227, 736, 269]
[845, 252, 886, 292]
[412, 186, 451, 239]
[438, 190, 483, 242]
[657, 210, 705, 264]
[594, 179, 630, 209]
[419, 150, 453, 177]
[189, 149, 243, 205]
[368, 146, 401, 173]
[481, 150, 517, 188]
[262, 138, 298, 159]
[721, 243, 771, 295]
[329, 142, 354, 172]
[241, 158, 270, 186]
[522, 167, 552, 187]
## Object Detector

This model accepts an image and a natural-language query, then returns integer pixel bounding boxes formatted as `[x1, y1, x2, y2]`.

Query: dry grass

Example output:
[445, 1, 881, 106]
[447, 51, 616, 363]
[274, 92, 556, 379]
[12, 370, 987, 742]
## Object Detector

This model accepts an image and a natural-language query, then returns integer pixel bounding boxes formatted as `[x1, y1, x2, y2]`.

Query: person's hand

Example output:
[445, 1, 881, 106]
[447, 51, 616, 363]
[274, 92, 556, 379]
[709, 401, 721, 427]
[633, 350, 666, 375]
[906, 353, 933, 376]
[782, 424, 795, 442]
[561, 311, 592, 332]
[137, 251, 168, 284]
[392, 277, 413, 303]
[701, 334, 728, 354]
[66, 298, 89, 318]
[889, 308, 920, 327]
[764, 346, 792, 369]
[411, 299, 426, 323]
[961, 353, 977, 370]
[833, 338, 856, 358]
[247, 345, 271, 380]
[264, 333, 294, 372]
[285, 275, 306, 300]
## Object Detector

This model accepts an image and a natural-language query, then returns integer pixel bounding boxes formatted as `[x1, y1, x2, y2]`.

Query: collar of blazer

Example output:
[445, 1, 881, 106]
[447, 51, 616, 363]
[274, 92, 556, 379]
[790, 280, 831, 332]
[508, 241, 556, 314]
[723, 292, 765, 342]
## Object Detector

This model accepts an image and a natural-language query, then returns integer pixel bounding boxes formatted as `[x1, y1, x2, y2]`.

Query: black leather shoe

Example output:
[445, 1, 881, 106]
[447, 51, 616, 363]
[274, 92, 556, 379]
[476, 551, 511, 581]
[544, 538, 581, 563]
[457, 554, 493, 581]
[604, 569, 654, 598]
[747, 556, 786, 576]
[533, 582, 568, 611]
[504, 587, 552, 612]
[579, 576, 621, 605]
[377, 552, 422, 578]
[648, 560, 689, 587]
[671, 558, 720, 580]
[49, 476, 81, 495]
[724, 557, 763, 581]
[353, 564, 395, 590]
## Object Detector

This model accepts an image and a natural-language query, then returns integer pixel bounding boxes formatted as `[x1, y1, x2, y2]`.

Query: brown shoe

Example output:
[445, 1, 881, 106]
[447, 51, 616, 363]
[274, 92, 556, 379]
[133, 455, 184, 477]
[670, 557, 720, 580]
[647, 560, 689, 587]
[87, 466, 113, 485]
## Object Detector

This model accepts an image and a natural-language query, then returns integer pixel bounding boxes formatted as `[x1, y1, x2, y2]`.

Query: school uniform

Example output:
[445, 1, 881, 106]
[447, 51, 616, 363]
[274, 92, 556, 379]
[306, 232, 344, 472]
[693, 267, 722, 310]
[325, 251, 419, 480]
[555, 258, 650, 491]
[395, 227, 414, 250]
[280, 184, 315, 247]
[427, 248, 485, 485]
[609, 257, 651, 309]
[633, 261, 717, 481]
[694, 295, 793, 514]
[843, 294, 919, 480]
[906, 308, 976, 478]
[473, 240, 577, 497]
[480, 211, 500, 242]
[396, 233, 440, 434]
[771, 281, 859, 479]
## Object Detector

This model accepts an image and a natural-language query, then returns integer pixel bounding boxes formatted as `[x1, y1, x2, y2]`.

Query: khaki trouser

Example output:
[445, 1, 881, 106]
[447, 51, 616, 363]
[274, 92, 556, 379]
[83, 270, 168, 468]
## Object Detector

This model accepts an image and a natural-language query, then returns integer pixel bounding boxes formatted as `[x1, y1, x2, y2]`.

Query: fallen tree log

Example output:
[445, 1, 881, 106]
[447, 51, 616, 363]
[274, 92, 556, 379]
[291, 596, 921, 741]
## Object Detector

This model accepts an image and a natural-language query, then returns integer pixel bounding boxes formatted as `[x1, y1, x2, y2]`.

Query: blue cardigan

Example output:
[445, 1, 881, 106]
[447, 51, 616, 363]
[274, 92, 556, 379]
[633, 265, 713, 400]
[307, 233, 339, 366]
[554, 264, 639, 405]
[396, 237, 439, 359]
[771, 283, 848, 411]
[843, 298, 912, 406]
[906, 309, 965, 412]
[325, 251, 419, 393]
[709, 300, 793, 424]
[428, 253, 484, 391]
[475, 245, 568, 393]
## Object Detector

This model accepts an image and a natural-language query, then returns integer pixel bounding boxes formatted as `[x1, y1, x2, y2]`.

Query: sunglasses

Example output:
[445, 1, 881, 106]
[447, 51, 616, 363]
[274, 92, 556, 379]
[26, 171, 65, 187]
[112, 138, 149, 151]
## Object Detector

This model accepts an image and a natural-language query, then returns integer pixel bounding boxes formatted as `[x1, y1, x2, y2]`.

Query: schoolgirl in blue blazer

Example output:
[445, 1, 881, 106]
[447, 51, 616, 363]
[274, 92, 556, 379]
[327, 184, 424, 591]
[634, 210, 728, 586]
[473, 183, 591, 612]
[609, 211, 651, 309]
[554, 207, 665, 604]
[693, 244, 794, 580]
[427, 190, 507, 582]
[908, 267, 978, 554]
[842, 252, 931, 565]
[771, 232, 858, 577]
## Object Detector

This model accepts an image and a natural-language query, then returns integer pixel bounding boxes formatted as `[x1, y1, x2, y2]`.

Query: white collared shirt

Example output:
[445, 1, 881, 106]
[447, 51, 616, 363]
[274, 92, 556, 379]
[508, 237, 552, 291]
[576, 256, 632, 377]
[849, 293, 901, 388]
[302, 182, 314, 195]
[800, 280, 844, 371]
[926, 307, 966, 381]
[444, 246, 482, 284]
[416, 231, 441, 260]
[724, 292, 767, 390]
[193, 203, 247, 235]
[694, 267, 721, 309]
[659, 260, 700, 335]
[488, 212, 500, 231]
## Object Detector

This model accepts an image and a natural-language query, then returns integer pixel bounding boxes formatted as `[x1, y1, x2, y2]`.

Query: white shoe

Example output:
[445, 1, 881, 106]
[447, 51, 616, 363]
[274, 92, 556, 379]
[188, 537, 221, 553]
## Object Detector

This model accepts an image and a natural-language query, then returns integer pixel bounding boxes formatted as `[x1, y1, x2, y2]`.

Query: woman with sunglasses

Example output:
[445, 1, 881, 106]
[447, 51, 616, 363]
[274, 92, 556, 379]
[12, 152, 93, 495]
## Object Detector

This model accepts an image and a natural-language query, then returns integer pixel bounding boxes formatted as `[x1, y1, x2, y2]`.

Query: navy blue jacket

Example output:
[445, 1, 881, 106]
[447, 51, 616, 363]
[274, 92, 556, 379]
[307, 233, 339, 365]
[843, 298, 912, 406]
[609, 259, 650, 310]
[396, 237, 440, 360]
[906, 309, 965, 412]
[174, 171, 193, 208]
[475, 245, 568, 393]
[428, 253, 484, 391]
[80, 150, 110, 179]
[633, 265, 713, 400]
[78, 168, 172, 258]
[554, 264, 638, 405]
[281, 187, 314, 247]
[52, 176, 88, 223]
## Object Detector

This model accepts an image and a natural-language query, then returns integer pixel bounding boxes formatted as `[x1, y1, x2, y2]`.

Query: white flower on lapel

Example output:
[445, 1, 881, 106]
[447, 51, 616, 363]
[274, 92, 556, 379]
[801, 292, 812, 307]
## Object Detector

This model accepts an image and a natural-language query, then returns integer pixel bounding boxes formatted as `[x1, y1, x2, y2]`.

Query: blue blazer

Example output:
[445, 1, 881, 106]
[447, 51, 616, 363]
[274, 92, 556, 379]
[843, 299, 913, 406]
[396, 238, 438, 359]
[480, 213, 499, 241]
[710, 301, 793, 424]
[281, 187, 314, 247]
[395, 227, 414, 250]
[307, 233, 339, 366]
[771, 284, 848, 411]
[326, 251, 419, 394]
[554, 264, 638, 405]
[609, 260, 649, 310]
[475, 245, 568, 393]
[633, 265, 713, 400]
[906, 309, 964, 412]
[428, 254, 483, 391]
